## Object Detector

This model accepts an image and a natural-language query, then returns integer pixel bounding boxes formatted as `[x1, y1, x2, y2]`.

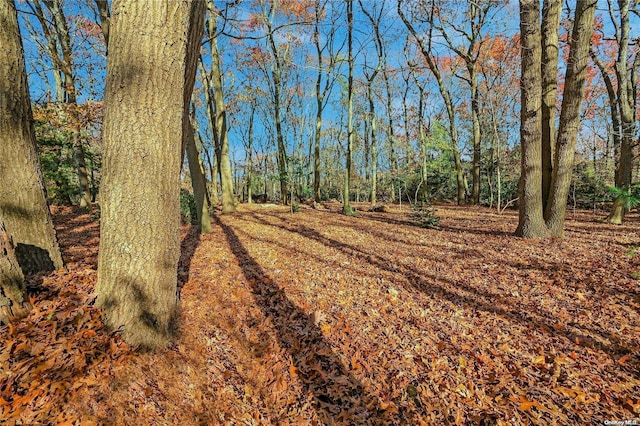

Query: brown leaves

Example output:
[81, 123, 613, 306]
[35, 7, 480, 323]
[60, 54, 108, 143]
[2, 204, 639, 424]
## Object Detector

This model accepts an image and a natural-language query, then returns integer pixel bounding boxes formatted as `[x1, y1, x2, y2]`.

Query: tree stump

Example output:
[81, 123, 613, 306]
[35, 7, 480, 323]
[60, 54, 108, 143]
[0, 221, 31, 324]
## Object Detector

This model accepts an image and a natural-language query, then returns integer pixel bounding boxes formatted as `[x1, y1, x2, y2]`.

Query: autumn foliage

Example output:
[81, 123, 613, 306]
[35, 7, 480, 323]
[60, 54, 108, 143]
[1, 204, 639, 424]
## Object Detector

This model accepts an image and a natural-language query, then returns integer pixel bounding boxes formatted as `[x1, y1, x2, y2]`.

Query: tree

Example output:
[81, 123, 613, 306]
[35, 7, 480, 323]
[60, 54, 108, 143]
[515, 0, 547, 238]
[343, 0, 355, 215]
[0, 0, 64, 276]
[398, 0, 466, 205]
[516, 0, 597, 238]
[360, 0, 384, 207]
[186, 104, 213, 234]
[544, 0, 597, 237]
[204, 0, 236, 214]
[590, 0, 637, 224]
[96, 0, 206, 349]
[27, 0, 92, 210]
[431, 0, 503, 205]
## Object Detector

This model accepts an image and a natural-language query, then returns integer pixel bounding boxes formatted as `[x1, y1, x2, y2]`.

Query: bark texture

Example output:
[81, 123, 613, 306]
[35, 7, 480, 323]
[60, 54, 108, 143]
[0, 0, 64, 275]
[515, 0, 548, 238]
[96, 0, 205, 349]
[186, 116, 212, 234]
[0, 222, 31, 325]
[207, 5, 235, 214]
[540, 0, 561, 213]
[545, 0, 596, 237]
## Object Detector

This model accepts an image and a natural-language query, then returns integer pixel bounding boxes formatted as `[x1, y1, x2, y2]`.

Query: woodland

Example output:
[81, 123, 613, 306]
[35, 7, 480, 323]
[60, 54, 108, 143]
[0, 0, 639, 424]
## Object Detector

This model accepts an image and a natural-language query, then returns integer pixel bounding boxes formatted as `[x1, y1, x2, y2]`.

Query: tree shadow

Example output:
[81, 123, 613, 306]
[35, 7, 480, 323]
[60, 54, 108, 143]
[249, 213, 634, 362]
[212, 215, 379, 424]
[177, 225, 201, 298]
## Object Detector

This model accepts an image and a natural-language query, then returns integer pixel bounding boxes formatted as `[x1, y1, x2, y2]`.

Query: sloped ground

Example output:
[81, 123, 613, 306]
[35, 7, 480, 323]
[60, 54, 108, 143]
[1, 203, 639, 424]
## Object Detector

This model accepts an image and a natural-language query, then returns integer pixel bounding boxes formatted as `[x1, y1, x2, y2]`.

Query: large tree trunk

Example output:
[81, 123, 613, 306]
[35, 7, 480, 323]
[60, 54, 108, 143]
[0, 222, 31, 325]
[540, 0, 561, 214]
[0, 0, 64, 275]
[515, 0, 548, 238]
[96, 0, 205, 349]
[545, 0, 596, 237]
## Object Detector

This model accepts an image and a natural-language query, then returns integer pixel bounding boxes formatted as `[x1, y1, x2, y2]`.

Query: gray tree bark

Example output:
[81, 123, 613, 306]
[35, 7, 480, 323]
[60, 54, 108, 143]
[96, 0, 205, 349]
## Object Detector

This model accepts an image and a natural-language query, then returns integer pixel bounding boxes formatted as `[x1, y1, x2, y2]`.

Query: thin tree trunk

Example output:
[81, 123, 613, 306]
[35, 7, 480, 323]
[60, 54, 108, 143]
[186, 110, 212, 234]
[207, 4, 235, 214]
[343, 0, 354, 215]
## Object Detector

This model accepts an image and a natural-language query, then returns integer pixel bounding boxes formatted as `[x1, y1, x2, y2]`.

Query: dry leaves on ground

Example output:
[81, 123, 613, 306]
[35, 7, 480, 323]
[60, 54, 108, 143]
[1, 203, 639, 425]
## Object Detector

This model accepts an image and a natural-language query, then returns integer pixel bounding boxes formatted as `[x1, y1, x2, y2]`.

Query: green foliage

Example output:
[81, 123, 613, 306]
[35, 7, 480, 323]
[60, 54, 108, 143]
[410, 204, 440, 228]
[180, 189, 197, 225]
[35, 123, 77, 204]
[291, 201, 300, 213]
[608, 185, 640, 210]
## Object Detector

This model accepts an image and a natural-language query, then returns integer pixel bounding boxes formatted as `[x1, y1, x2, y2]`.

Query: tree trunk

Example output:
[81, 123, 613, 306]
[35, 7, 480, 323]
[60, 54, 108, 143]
[207, 4, 235, 214]
[540, 0, 561, 214]
[607, 0, 634, 224]
[0, 222, 31, 325]
[545, 0, 596, 237]
[186, 113, 212, 234]
[343, 0, 354, 215]
[45, 0, 92, 210]
[96, 0, 205, 349]
[0, 0, 64, 275]
[515, 0, 548, 238]
[470, 64, 481, 205]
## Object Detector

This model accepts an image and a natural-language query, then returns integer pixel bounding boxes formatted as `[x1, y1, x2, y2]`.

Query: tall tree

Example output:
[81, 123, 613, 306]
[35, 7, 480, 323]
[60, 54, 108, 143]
[186, 104, 212, 234]
[343, 0, 354, 214]
[591, 0, 637, 224]
[205, 1, 236, 214]
[544, 0, 597, 236]
[28, 0, 92, 210]
[516, 0, 596, 238]
[432, 0, 501, 205]
[0, 0, 64, 276]
[313, 0, 342, 202]
[515, 0, 547, 238]
[96, 0, 206, 349]
[540, 0, 561, 212]
[399, 0, 466, 205]
[360, 0, 384, 207]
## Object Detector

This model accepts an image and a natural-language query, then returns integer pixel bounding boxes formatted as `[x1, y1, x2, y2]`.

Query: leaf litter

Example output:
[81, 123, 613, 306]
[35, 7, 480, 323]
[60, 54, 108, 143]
[1, 203, 638, 424]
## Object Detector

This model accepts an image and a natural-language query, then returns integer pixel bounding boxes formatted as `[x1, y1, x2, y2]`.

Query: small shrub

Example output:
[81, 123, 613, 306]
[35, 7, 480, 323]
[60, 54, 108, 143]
[180, 189, 197, 225]
[410, 204, 440, 228]
[291, 201, 300, 213]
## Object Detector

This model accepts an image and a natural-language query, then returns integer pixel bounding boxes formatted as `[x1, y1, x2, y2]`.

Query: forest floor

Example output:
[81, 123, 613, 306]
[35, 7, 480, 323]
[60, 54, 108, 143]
[1, 202, 639, 425]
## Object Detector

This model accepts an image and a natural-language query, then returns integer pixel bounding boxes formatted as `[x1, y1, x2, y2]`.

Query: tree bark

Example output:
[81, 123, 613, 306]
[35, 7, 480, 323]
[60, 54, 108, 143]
[186, 109, 212, 234]
[545, 0, 596, 237]
[515, 0, 548, 238]
[207, 3, 236, 214]
[96, 0, 205, 349]
[540, 0, 561, 214]
[44, 0, 92, 210]
[0, 0, 64, 275]
[0, 222, 31, 325]
[343, 0, 354, 215]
